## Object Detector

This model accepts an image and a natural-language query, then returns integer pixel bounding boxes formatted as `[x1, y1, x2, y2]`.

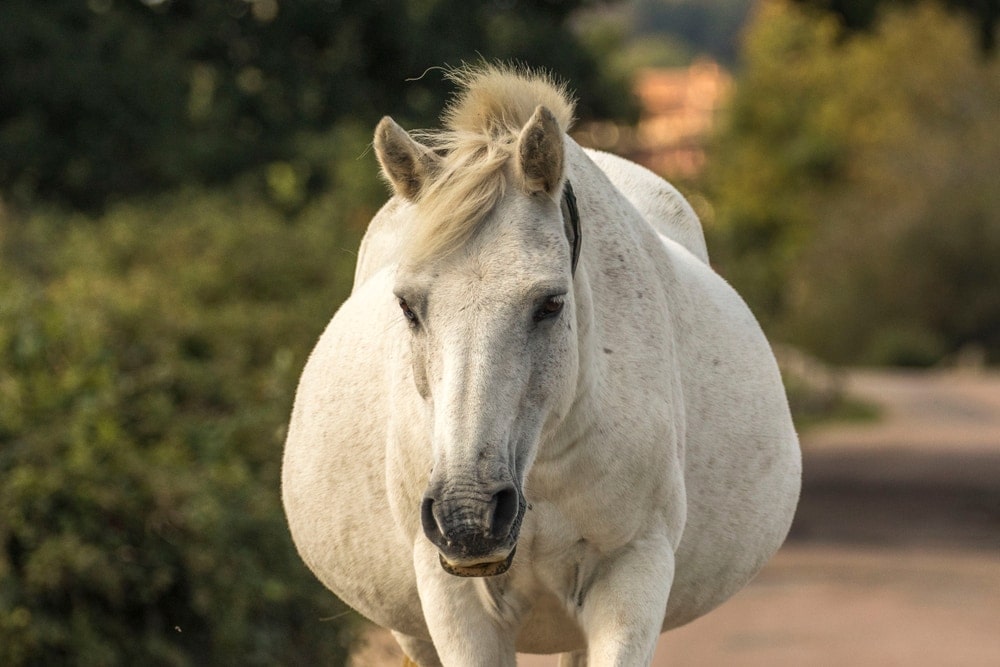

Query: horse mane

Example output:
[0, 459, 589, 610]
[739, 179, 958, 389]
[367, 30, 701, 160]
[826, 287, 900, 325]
[405, 63, 576, 265]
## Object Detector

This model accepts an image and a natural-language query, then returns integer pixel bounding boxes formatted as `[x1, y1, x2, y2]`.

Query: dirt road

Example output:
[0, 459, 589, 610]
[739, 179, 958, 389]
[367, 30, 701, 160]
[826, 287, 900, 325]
[352, 369, 1000, 666]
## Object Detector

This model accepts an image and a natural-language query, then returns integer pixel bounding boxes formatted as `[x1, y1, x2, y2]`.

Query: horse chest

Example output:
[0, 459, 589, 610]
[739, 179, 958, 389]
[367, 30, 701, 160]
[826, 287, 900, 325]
[527, 421, 680, 544]
[520, 474, 660, 566]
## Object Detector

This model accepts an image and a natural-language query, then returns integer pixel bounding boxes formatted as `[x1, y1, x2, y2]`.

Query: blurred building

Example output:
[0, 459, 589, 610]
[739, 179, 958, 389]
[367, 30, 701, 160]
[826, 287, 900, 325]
[575, 60, 732, 180]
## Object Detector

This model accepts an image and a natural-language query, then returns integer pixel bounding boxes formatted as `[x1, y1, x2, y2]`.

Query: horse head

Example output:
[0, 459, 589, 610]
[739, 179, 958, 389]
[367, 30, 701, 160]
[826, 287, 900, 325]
[373, 95, 580, 576]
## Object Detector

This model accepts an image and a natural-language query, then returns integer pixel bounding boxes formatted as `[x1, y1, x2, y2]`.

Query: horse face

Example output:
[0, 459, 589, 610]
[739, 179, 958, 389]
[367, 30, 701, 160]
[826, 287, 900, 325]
[377, 105, 575, 576]
[393, 189, 578, 576]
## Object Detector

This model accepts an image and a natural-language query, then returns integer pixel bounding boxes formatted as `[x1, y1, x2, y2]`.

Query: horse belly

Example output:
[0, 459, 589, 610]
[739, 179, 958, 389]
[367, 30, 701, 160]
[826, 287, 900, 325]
[642, 237, 803, 630]
[663, 414, 800, 630]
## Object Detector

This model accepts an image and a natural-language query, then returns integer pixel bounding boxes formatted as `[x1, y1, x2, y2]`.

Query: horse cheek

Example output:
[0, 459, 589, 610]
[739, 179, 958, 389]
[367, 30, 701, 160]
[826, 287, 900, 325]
[410, 344, 431, 400]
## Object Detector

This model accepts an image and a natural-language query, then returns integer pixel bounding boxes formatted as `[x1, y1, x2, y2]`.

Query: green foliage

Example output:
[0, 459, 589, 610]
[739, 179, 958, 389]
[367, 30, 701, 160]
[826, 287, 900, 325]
[791, 0, 999, 51]
[0, 0, 633, 211]
[706, 2, 846, 318]
[707, 1, 1000, 365]
[0, 178, 377, 662]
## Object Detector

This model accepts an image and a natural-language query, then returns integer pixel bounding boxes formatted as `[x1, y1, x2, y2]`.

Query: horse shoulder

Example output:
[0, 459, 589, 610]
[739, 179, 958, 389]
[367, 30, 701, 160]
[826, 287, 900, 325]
[584, 148, 709, 264]
[282, 269, 427, 636]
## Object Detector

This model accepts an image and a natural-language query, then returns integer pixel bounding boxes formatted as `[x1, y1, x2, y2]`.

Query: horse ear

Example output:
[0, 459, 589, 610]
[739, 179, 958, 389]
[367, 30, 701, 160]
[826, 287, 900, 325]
[515, 105, 565, 196]
[374, 116, 439, 200]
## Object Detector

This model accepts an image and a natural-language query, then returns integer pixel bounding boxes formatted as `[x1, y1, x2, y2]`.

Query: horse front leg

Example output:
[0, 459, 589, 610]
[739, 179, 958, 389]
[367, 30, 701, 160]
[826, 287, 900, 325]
[576, 535, 675, 667]
[393, 630, 442, 667]
[412, 539, 521, 667]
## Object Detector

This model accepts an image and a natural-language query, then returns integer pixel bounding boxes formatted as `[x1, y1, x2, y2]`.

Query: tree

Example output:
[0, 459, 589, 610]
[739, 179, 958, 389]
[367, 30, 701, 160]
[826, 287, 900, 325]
[707, 1, 1000, 364]
[791, 0, 999, 51]
[0, 0, 633, 210]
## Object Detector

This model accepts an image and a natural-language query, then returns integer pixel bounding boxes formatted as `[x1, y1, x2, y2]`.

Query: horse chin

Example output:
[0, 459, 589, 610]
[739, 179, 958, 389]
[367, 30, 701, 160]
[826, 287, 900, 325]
[439, 546, 517, 578]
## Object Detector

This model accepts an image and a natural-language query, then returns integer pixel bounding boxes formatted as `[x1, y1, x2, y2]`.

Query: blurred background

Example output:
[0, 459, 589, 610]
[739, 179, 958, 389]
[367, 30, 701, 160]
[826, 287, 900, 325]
[1, 0, 997, 664]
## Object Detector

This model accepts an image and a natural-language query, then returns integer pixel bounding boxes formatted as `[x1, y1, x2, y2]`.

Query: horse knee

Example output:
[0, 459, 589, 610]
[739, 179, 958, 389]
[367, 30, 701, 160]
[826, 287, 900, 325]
[392, 630, 441, 667]
[558, 649, 588, 667]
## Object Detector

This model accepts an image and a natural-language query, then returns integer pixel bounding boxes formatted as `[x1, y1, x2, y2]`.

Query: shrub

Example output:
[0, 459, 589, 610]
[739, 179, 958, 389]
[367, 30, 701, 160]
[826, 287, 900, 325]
[0, 186, 372, 664]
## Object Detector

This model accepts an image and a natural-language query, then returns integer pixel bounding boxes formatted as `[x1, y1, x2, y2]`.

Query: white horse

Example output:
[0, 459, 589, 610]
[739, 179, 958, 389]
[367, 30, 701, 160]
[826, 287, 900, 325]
[282, 65, 800, 666]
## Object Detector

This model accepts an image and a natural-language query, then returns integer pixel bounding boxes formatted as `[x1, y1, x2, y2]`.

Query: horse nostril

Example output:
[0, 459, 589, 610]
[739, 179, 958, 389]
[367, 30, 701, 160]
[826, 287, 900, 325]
[489, 486, 520, 540]
[421, 484, 521, 553]
[421, 495, 445, 544]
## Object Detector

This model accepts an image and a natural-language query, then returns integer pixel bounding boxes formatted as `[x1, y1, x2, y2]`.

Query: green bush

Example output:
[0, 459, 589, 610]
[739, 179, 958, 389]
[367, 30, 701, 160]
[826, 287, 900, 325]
[864, 324, 949, 368]
[0, 185, 374, 664]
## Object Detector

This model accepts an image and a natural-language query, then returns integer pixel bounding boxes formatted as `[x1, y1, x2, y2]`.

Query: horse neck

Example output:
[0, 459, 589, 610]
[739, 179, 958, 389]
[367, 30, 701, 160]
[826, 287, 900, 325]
[559, 141, 678, 441]
[531, 144, 647, 459]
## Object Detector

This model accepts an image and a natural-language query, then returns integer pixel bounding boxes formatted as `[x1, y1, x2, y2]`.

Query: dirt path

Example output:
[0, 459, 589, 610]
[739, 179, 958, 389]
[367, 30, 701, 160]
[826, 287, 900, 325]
[352, 369, 1000, 666]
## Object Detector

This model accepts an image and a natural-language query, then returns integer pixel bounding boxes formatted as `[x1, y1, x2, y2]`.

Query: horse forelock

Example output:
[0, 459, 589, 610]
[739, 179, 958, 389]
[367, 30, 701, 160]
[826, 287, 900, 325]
[403, 64, 576, 267]
[441, 63, 575, 138]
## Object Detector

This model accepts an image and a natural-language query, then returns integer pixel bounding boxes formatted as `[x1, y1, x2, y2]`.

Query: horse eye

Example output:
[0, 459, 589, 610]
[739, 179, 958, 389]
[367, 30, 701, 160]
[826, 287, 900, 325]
[398, 298, 418, 325]
[533, 297, 564, 323]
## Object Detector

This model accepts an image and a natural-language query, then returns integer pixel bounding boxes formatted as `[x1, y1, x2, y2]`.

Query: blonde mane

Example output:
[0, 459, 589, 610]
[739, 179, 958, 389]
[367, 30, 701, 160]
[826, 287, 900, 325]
[405, 64, 576, 265]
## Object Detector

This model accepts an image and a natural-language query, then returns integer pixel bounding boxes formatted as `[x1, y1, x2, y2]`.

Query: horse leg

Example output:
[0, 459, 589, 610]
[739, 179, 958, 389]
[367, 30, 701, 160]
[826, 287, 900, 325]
[575, 536, 675, 666]
[558, 649, 587, 666]
[413, 540, 519, 667]
[392, 630, 441, 667]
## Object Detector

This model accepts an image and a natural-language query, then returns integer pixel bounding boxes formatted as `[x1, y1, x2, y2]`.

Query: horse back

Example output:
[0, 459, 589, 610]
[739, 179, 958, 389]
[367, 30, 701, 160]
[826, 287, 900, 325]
[584, 148, 709, 264]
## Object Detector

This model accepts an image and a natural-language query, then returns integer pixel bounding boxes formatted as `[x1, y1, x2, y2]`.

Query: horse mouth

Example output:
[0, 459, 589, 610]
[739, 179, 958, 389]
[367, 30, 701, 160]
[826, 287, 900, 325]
[439, 546, 516, 577]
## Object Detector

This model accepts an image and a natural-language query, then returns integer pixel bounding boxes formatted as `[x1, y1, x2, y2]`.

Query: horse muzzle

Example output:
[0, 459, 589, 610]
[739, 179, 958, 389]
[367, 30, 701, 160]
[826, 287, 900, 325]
[438, 546, 517, 577]
[420, 482, 525, 577]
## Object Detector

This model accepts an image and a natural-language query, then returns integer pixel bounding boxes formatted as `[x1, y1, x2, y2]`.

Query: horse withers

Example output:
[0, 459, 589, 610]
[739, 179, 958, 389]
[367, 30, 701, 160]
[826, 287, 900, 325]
[281, 64, 801, 666]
